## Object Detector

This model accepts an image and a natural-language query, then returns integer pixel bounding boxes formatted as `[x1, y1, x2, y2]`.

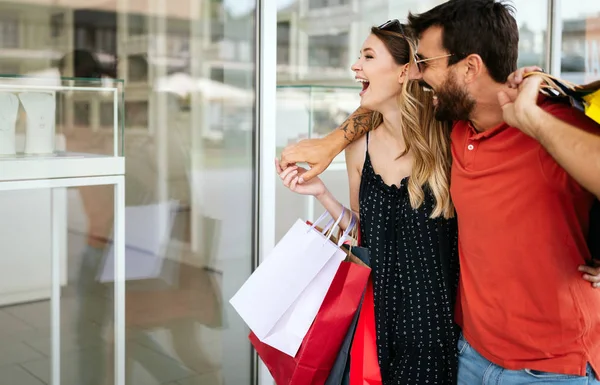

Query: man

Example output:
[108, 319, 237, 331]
[280, 0, 600, 383]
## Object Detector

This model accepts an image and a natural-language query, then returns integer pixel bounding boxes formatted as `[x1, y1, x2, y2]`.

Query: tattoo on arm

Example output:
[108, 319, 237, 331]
[339, 109, 375, 144]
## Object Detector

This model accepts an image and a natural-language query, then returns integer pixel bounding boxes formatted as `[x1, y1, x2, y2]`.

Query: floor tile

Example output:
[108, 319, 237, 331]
[177, 371, 222, 385]
[126, 342, 194, 384]
[126, 367, 164, 385]
[132, 326, 221, 375]
[3, 296, 108, 330]
[0, 327, 47, 347]
[23, 325, 106, 356]
[3, 301, 52, 329]
[19, 347, 109, 385]
[0, 365, 45, 385]
[0, 342, 45, 366]
[0, 309, 37, 333]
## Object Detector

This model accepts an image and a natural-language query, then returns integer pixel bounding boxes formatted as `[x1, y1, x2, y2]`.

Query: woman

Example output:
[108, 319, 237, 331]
[276, 22, 459, 384]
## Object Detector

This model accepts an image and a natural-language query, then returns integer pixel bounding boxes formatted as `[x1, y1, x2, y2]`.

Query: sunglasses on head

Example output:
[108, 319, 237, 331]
[378, 19, 420, 69]
[378, 19, 404, 34]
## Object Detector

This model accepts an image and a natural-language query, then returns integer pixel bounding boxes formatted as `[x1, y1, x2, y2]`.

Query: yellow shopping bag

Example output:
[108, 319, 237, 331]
[583, 90, 600, 124]
[524, 72, 600, 124]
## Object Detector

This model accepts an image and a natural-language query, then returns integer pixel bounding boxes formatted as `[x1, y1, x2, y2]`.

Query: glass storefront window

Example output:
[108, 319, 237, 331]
[0, 0, 257, 384]
[309, 0, 351, 9]
[513, 0, 548, 68]
[308, 33, 349, 69]
[0, 14, 19, 48]
[561, 0, 600, 83]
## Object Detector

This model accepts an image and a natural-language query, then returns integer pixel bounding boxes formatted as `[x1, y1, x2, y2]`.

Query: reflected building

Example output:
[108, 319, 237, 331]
[562, 14, 600, 82]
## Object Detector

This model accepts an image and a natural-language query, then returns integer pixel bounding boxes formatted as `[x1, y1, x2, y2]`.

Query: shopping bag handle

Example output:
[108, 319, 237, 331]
[309, 210, 341, 236]
[309, 211, 336, 235]
[324, 206, 346, 241]
[337, 213, 357, 247]
[522, 71, 578, 97]
[310, 207, 356, 245]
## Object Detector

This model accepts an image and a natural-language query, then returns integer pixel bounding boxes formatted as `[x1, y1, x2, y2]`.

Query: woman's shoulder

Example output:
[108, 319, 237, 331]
[345, 134, 367, 166]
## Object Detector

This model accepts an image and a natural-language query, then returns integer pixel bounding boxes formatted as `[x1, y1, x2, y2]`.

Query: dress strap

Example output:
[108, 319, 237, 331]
[359, 132, 371, 203]
[363, 131, 371, 166]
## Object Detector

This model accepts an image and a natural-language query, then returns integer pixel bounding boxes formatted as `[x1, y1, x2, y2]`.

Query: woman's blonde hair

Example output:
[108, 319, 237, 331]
[370, 25, 454, 218]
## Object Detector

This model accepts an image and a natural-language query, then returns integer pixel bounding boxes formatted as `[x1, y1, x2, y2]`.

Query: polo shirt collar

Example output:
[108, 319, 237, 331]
[466, 120, 509, 140]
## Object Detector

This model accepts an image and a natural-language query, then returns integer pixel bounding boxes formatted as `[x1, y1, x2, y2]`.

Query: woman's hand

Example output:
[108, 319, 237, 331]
[279, 137, 340, 183]
[275, 159, 327, 197]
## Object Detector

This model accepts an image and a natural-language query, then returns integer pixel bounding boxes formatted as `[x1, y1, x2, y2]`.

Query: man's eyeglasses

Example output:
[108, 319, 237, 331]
[414, 54, 454, 71]
[378, 19, 460, 72]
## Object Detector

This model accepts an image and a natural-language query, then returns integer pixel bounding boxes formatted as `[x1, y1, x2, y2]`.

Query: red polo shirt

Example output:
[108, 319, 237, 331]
[451, 97, 600, 377]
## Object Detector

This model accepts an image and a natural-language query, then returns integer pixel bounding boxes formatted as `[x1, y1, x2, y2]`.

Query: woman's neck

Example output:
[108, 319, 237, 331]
[380, 108, 406, 150]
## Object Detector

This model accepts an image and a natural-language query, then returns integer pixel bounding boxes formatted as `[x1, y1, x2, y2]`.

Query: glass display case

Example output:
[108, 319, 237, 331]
[0, 75, 124, 181]
[0, 75, 126, 385]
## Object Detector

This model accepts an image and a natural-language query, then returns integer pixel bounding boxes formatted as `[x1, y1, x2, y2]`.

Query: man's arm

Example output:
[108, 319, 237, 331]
[338, 107, 375, 143]
[502, 72, 600, 287]
[534, 111, 600, 198]
[498, 75, 600, 199]
[280, 107, 375, 183]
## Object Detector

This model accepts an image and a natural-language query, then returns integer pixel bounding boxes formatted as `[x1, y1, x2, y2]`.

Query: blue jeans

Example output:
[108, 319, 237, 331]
[457, 334, 600, 385]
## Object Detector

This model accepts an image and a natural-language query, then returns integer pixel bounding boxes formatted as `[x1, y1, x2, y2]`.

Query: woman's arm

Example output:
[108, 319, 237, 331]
[346, 136, 365, 219]
[276, 159, 352, 232]
[313, 190, 354, 232]
[279, 107, 375, 183]
[276, 136, 365, 233]
[315, 136, 365, 230]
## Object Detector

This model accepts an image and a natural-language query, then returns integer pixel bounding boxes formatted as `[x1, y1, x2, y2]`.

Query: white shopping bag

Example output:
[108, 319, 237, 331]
[98, 200, 179, 283]
[230, 210, 355, 357]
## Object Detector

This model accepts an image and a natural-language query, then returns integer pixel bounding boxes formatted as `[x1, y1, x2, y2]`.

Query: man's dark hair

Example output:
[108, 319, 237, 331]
[408, 0, 519, 83]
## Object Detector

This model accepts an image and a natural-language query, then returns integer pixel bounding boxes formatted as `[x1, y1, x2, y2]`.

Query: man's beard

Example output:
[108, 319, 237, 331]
[433, 73, 475, 121]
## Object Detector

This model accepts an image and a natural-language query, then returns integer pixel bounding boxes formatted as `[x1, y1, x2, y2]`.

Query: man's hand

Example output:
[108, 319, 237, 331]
[280, 136, 342, 183]
[498, 75, 546, 139]
[506, 66, 543, 89]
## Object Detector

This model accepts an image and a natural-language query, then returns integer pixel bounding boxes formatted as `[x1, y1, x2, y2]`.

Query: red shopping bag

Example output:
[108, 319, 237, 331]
[349, 278, 382, 385]
[250, 254, 370, 385]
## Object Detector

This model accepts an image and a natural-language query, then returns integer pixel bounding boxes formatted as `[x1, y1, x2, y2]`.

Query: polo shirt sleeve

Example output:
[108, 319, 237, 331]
[537, 100, 599, 196]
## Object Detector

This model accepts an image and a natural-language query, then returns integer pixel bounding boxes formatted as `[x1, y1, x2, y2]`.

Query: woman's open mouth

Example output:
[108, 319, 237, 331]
[356, 78, 370, 96]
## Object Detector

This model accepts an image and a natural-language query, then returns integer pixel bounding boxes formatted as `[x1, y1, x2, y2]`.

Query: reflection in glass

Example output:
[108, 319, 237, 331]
[0, 14, 19, 48]
[513, 0, 548, 69]
[561, 1, 600, 84]
[0, 0, 257, 384]
[0, 188, 54, 383]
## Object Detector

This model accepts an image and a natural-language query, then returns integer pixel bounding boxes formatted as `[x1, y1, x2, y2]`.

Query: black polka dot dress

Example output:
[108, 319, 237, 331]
[358, 133, 460, 385]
